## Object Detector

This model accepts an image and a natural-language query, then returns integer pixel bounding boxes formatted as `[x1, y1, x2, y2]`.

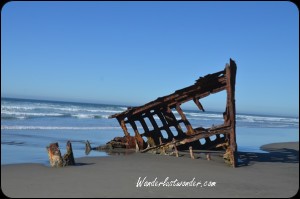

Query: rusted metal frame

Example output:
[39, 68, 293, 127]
[205, 123, 230, 131]
[110, 71, 226, 120]
[168, 94, 189, 106]
[110, 60, 237, 167]
[195, 72, 224, 85]
[225, 59, 237, 167]
[117, 117, 130, 137]
[110, 107, 132, 119]
[131, 101, 163, 116]
[111, 87, 221, 121]
[131, 115, 156, 148]
[193, 97, 205, 112]
[216, 75, 227, 83]
[185, 86, 225, 102]
[167, 84, 227, 108]
[196, 77, 225, 91]
[144, 111, 163, 145]
[130, 112, 154, 134]
[155, 111, 174, 139]
[111, 71, 226, 119]
[140, 128, 230, 153]
[195, 91, 210, 100]
[194, 126, 231, 135]
[174, 131, 229, 147]
[204, 137, 212, 144]
[175, 103, 195, 135]
[128, 120, 145, 150]
[146, 112, 163, 135]
[110, 101, 160, 119]
[210, 86, 227, 94]
[137, 117, 150, 134]
[194, 124, 231, 138]
[173, 84, 198, 95]
[161, 106, 185, 136]
[194, 74, 225, 89]
[167, 90, 210, 108]
[169, 85, 226, 135]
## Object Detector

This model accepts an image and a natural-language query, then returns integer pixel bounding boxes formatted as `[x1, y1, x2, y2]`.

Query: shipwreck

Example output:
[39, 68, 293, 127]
[108, 59, 238, 167]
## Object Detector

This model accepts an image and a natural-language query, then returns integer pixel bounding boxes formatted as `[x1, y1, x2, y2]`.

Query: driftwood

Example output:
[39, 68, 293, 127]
[47, 141, 75, 167]
[109, 59, 238, 167]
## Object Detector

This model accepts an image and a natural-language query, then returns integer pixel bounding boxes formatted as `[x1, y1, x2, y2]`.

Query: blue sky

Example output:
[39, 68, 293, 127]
[1, 1, 299, 117]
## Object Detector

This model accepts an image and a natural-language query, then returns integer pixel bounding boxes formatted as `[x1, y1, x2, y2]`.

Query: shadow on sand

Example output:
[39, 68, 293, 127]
[238, 147, 299, 167]
[73, 162, 95, 167]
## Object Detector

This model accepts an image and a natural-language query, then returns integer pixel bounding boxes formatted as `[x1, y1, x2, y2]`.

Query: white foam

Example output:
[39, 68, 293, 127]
[237, 114, 299, 123]
[72, 114, 94, 119]
[1, 104, 124, 114]
[1, 125, 122, 130]
[100, 115, 110, 119]
[1, 111, 64, 117]
[1, 105, 35, 111]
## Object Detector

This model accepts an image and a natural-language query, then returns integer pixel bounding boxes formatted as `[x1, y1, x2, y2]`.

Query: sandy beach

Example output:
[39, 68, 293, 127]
[1, 142, 298, 198]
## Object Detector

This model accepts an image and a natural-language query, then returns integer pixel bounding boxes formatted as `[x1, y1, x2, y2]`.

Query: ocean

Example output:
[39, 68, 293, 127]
[1, 97, 299, 165]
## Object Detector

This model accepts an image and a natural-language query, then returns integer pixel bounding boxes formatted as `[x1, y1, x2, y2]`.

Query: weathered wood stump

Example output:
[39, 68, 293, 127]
[63, 141, 75, 166]
[47, 141, 75, 167]
[47, 142, 63, 167]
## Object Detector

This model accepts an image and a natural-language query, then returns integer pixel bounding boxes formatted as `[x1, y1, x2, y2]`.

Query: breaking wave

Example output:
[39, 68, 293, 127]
[1, 125, 122, 130]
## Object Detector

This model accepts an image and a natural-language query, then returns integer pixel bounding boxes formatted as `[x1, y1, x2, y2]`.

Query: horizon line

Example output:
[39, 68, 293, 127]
[1, 96, 298, 118]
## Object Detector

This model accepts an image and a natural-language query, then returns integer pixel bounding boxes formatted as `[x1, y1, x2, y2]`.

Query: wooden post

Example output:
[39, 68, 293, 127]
[47, 142, 63, 167]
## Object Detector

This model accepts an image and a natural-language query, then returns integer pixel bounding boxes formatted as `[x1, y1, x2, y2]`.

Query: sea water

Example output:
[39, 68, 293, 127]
[1, 98, 299, 165]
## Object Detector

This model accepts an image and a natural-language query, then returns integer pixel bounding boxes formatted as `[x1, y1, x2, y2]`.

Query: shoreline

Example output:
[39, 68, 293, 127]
[1, 141, 299, 198]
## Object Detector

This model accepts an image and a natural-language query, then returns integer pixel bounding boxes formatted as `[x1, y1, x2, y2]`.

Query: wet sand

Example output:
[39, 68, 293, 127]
[1, 142, 298, 198]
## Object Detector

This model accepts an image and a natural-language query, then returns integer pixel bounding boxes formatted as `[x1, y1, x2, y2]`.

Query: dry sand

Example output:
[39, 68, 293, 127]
[1, 142, 298, 198]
